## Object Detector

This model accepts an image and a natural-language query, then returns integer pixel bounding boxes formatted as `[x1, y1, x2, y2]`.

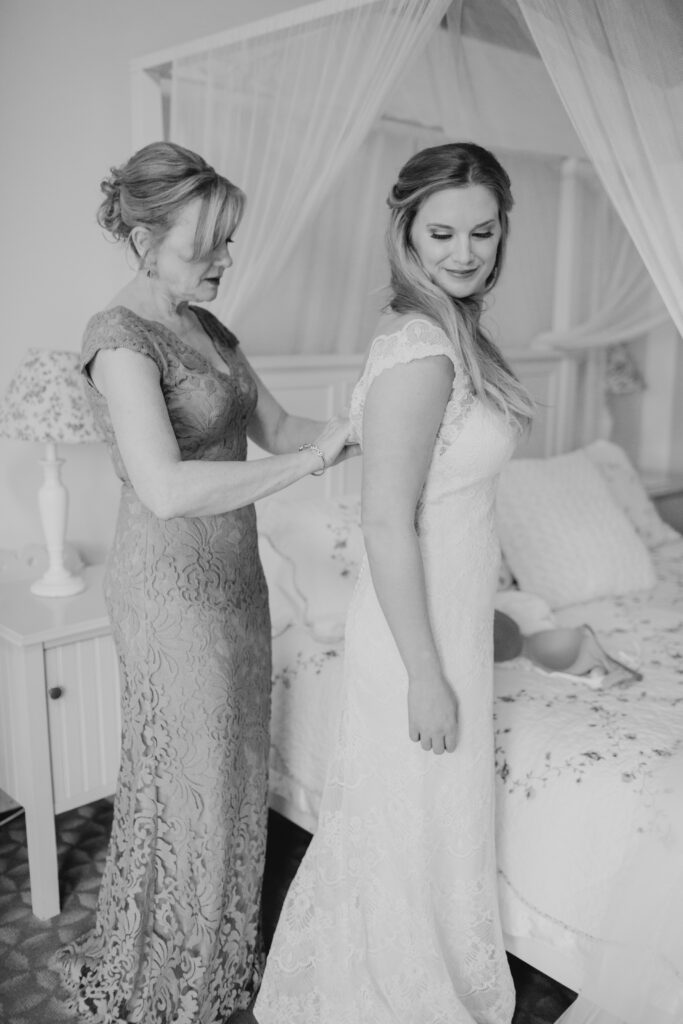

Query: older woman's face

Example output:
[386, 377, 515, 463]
[409, 184, 501, 300]
[152, 197, 233, 304]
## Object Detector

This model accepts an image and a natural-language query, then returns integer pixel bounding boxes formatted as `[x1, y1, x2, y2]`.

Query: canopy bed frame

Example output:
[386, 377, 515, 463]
[119, 4, 683, 1021]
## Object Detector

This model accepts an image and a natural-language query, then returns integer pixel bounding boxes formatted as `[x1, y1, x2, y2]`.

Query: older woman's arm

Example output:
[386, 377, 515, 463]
[90, 347, 350, 519]
[237, 350, 344, 454]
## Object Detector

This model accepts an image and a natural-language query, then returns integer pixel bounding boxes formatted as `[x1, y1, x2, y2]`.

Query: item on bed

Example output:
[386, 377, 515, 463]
[493, 609, 523, 662]
[494, 588, 557, 633]
[493, 590, 642, 688]
[521, 623, 642, 689]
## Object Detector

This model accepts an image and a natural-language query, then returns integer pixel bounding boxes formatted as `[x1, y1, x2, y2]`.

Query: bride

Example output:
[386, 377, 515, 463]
[255, 141, 534, 1024]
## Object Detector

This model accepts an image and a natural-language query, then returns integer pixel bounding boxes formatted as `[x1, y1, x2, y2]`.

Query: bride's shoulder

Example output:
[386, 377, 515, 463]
[373, 310, 444, 341]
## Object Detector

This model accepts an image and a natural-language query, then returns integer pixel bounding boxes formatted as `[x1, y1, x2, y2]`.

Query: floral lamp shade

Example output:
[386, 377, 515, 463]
[0, 348, 103, 598]
[0, 348, 101, 443]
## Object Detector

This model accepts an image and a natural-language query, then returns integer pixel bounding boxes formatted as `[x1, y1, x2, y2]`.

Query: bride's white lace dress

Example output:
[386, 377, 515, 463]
[255, 318, 517, 1024]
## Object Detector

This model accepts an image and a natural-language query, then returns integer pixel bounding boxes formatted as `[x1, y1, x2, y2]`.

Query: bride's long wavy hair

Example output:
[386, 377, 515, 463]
[386, 142, 535, 433]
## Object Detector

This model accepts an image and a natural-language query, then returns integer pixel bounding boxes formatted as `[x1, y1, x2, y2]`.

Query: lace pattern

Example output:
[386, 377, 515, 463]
[349, 318, 475, 450]
[54, 307, 272, 1023]
[256, 315, 518, 1022]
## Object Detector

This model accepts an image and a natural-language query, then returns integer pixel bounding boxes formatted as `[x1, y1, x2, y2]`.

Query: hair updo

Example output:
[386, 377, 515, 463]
[97, 141, 245, 263]
[385, 141, 534, 432]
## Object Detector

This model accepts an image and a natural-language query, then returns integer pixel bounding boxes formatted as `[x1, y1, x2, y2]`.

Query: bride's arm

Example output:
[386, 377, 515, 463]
[360, 354, 458, 755]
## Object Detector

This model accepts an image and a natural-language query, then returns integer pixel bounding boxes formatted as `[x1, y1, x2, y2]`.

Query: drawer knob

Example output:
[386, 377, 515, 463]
[48, 686, 63, 700]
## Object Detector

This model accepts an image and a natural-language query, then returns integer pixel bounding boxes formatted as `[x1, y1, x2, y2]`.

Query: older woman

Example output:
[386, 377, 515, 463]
[54, 141, 354, 1024]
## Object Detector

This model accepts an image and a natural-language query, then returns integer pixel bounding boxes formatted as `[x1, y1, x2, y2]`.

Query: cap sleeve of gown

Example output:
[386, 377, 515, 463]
[80, 307, 168, 390]
[349, 317, 465, 445]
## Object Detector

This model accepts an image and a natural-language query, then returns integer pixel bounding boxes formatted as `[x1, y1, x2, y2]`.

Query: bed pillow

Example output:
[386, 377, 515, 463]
[257, 494, 364, 641]
[583, 439, 679, 549]
[496, 449, 656, 608]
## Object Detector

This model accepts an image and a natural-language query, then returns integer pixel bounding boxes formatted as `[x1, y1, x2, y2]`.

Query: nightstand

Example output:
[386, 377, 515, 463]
[641, 471, 683, 534]
[0, 565, 120, 919]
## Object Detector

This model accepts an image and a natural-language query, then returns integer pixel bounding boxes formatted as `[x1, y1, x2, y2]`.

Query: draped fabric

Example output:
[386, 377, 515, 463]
[233, 123, 563, 356]
[163, 0, 680, 362]
[532, 162, 668, 351]
[169, 0, 450, 326]
[443, 0, 584, 158]
[224, 12, 568, 357]
[513, 0, 683, 338]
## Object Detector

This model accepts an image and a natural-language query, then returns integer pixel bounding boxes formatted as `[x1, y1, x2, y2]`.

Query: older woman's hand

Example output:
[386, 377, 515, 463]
[314, 416, 361, 470]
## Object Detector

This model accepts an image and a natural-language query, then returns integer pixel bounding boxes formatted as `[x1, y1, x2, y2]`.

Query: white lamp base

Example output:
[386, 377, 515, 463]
[31, 442, 87, 599]
[31, 570, 86, 598]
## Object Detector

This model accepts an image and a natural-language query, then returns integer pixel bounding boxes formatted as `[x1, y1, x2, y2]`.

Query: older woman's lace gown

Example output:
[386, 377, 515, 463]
[255, 318, 517, 1024]
[55, 306, 272, 1023]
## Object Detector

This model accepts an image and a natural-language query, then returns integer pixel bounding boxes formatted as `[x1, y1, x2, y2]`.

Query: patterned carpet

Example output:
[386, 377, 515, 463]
[0, 800, 576, 1024]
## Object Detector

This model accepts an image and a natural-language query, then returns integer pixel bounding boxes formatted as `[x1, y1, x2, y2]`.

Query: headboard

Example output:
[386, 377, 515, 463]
[249, 346, 606, 499]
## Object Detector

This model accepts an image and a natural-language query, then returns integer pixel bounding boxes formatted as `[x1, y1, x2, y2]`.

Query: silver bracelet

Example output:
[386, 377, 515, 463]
[298, 442, 326, 476]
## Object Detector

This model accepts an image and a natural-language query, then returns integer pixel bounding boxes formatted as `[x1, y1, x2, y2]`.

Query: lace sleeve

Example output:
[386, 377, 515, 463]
[80, 308, 168, 392]
[349, 318, 464, 444]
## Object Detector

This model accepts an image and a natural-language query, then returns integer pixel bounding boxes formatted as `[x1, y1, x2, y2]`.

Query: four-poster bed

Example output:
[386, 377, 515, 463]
[124, 2, 683, 1021]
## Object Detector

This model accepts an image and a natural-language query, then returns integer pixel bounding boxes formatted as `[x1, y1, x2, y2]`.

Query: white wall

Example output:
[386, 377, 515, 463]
[0, 0, 318, 560]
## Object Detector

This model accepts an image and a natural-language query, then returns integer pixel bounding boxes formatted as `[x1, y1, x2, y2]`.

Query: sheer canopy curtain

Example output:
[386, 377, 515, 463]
[444, 1, 670, 352]
[234, 70, 563, 354]
[513, 0, 683, 339]
[169, 0, 449, 329]
[533, 163, 669, 351]
[228, 121, 419, 355]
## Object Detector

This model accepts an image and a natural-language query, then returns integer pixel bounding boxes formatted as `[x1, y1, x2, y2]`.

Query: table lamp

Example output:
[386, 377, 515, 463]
[0, 348, 103, 597]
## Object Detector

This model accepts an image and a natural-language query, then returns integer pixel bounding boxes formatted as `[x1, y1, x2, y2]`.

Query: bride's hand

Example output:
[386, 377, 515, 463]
[407, 673, 459, 755]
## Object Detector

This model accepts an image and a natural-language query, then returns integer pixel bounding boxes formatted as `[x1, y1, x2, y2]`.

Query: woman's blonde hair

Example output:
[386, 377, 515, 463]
[386, 142, 534, 432]
[97, 141, 245, 264]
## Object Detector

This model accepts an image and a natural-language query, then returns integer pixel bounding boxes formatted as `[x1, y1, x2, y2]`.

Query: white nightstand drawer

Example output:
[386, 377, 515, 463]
[0, 565, 120, 917]
[45, 635, 121, 812]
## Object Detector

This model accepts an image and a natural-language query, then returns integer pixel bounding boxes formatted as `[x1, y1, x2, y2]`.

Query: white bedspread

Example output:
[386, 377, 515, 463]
[494, 540, 683, 973]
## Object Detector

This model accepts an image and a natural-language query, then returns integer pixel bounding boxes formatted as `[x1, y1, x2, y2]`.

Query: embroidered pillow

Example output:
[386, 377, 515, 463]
[496, 449, 656, 608]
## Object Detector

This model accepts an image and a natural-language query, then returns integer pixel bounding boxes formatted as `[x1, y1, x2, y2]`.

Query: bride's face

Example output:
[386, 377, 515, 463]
[410, 184, 501, 299]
